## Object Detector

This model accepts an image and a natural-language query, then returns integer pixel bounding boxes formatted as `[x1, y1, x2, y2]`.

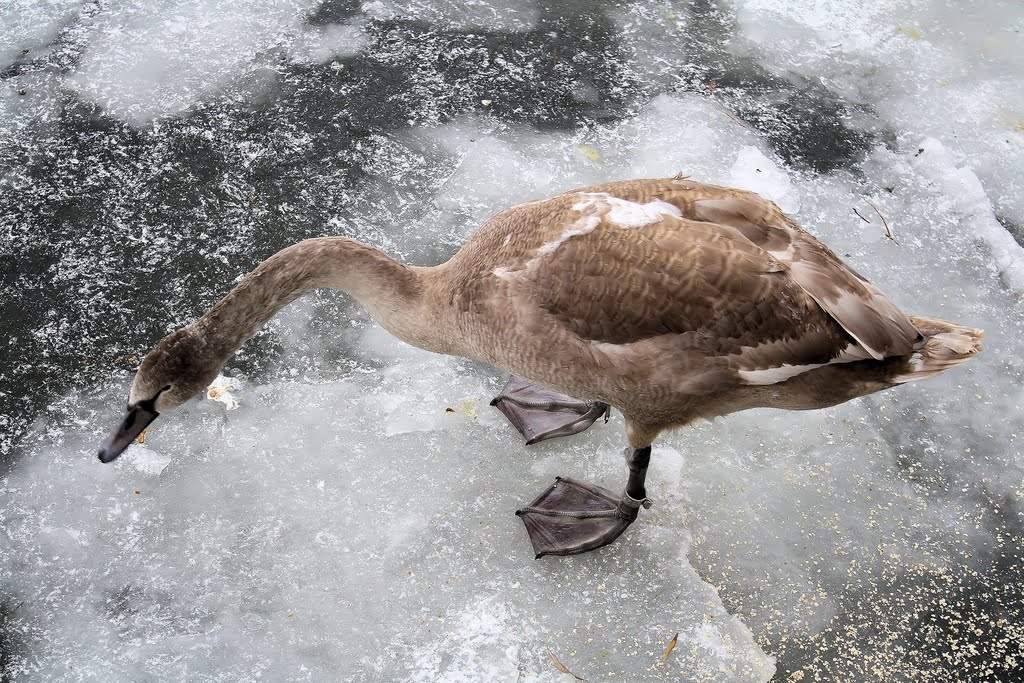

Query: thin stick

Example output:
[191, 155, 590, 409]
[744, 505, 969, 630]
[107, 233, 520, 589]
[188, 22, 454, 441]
[663, 632, 679, 665]
[852, 207, 871, 223]
[547, 648, 588, 682]
[709, 101, 748, 129]
[865, 199, 899, 245]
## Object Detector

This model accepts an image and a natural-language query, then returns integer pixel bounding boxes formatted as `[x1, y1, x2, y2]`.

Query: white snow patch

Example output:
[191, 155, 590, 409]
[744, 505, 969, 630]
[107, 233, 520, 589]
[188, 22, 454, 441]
[291, 18, 371, 64]
[732, 0, 1024, 227]
[407, 597, 520, 682]
[0, 0, 83, 70]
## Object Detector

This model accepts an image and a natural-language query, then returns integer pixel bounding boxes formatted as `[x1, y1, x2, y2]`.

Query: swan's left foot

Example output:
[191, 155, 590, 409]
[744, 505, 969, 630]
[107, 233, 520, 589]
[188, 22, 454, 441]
[490, 375, 609, 445]
[516, 447, 653, 558]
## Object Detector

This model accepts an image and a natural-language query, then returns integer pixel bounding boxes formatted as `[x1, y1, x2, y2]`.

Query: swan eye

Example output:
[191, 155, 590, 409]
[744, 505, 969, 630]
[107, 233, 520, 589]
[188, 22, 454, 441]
[148, 385, 172, 401]
[129, 385, 172, 412]
[149, 384, 172, 405]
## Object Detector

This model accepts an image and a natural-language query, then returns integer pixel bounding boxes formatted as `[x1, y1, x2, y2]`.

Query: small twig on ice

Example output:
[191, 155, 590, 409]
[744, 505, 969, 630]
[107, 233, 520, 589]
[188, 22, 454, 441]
[865, 199, 899, 245]
[852, 207, 871, 223]
[663, 632, 679, 666]
[547, 648, 588, 682]
[709, 101, 748, 129]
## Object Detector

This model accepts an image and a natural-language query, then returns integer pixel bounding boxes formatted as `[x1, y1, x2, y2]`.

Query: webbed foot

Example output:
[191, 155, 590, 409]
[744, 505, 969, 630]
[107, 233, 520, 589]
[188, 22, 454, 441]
[515, 476, 652, 558]
[490, 376, 609, 445]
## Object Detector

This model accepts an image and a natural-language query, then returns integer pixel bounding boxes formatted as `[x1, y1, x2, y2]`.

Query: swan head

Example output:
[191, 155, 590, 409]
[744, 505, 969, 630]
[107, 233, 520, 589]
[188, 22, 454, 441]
[98, 327, 221, 463]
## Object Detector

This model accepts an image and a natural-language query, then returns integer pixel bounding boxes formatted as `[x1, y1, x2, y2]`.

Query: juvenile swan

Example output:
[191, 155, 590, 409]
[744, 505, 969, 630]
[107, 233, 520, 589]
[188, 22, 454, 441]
[98, 178, 983, 557]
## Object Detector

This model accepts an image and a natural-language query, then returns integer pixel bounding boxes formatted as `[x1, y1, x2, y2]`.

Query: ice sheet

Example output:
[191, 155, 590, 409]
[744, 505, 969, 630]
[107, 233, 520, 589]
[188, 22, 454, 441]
[2, 362, 772, 681]
[2, 0, 1023, 681]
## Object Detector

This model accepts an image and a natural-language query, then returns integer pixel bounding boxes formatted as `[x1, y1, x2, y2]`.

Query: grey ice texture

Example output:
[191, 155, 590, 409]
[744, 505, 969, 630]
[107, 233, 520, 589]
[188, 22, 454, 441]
[1, 0, 1023, 682]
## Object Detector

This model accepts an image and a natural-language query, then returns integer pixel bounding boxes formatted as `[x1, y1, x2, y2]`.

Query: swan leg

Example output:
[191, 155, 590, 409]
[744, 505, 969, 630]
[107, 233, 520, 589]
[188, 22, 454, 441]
[490, 375, 610, 445]
[516, 446, 653, 558]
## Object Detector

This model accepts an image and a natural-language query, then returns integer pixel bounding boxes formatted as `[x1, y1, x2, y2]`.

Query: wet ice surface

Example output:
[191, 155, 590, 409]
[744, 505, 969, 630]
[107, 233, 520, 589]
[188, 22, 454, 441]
[2, 0, 1023, 681]
[4, 359, 773, 681]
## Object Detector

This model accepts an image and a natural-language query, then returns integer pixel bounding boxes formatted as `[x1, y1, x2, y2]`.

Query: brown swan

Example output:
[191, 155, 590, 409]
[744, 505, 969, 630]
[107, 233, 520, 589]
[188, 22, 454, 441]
[98, 177, 983, 558]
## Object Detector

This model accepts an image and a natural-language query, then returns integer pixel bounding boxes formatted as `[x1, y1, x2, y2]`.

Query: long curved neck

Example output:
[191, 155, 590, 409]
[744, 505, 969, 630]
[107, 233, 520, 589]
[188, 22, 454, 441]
[193, 237, 445, 359]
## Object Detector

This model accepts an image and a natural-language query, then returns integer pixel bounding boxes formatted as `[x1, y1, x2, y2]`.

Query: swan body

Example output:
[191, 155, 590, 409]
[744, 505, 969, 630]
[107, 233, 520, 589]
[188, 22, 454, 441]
[100, 177, 983, 555]
[428, 177, 978, 446]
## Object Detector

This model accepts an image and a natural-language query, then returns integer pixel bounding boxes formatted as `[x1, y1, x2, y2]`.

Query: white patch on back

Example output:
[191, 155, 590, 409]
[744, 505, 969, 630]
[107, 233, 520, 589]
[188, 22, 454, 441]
[506, 192, 684, 275]
[536, 215, 601, 256]
[493, 213, 602, 278]
[573, 192, 682, 228]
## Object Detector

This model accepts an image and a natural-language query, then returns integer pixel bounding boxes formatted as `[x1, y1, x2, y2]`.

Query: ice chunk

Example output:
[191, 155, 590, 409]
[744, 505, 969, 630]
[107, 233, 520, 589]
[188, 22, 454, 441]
[383, 397, 460, 436]
[0, 0, 82, 70]
[731, 0, 1024, 228]
[120, 445, 173, 476]
[406, 597, 520, 682]
[425, 131, 560, 229]
[730, 146, 801, 214]
[1, 356, 774, 681]
[910, 138, 1024, 291]
[66, 0, 325, 124]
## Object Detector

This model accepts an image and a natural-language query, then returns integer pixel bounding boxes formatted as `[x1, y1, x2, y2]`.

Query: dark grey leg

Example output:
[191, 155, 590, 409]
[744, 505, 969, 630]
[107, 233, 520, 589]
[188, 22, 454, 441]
[618, 446, 652, 522]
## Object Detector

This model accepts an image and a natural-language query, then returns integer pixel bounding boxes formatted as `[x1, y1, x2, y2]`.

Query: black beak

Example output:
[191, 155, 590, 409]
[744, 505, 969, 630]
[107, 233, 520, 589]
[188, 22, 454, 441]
[98, 404, 159, 463]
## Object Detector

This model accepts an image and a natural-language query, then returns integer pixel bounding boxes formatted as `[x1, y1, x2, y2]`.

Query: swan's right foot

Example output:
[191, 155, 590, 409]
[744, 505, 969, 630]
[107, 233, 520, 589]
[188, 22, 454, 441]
[515, 446, 654, 558]
[515, 476, 652, 558]
[490, 375, 609, 445]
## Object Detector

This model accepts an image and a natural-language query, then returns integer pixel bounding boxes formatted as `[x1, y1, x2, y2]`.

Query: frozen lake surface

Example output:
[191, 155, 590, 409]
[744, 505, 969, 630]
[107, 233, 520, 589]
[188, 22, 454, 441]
[1, 1, 1022, 680]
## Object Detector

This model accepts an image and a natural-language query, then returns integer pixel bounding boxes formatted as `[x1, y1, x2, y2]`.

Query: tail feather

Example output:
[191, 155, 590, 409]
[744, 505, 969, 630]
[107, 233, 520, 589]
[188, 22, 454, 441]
[894, 316, 984, 383]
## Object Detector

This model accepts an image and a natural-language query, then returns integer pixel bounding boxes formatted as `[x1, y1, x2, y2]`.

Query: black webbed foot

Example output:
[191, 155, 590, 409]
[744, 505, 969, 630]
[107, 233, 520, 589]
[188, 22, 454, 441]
[515, 476, 652, 558]
[490, 376, 609, 445]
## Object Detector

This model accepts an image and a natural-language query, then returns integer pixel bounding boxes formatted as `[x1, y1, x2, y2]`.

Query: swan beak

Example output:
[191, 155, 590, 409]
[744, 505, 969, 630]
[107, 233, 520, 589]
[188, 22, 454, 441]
[97, 405, 159, 463]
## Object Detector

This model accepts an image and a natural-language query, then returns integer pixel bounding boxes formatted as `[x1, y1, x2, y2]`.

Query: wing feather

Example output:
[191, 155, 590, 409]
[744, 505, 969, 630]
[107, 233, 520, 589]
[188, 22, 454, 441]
[687, 194, 920, 359]
[454, 178, 920, 393]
